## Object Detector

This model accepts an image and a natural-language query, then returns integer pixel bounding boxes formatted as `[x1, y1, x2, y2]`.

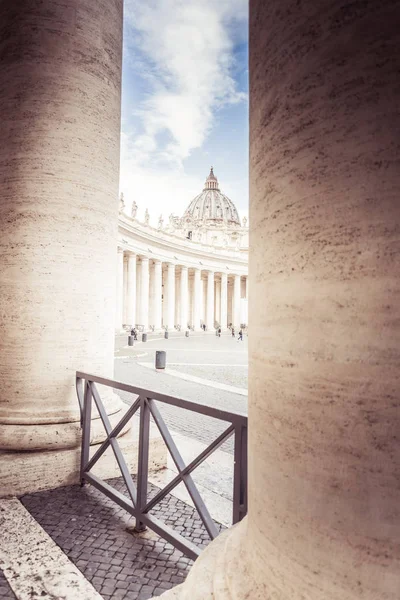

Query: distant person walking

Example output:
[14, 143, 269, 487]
[217, 327, 221, 337]
[231, 327, 235, 338]
[131, 327, 137, 341]
[238, 329, 243, 342]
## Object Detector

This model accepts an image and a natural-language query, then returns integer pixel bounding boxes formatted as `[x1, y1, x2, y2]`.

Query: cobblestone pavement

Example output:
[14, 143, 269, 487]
[114, 333, 248, 454]
[0, 571, 16, 600]
[22, 476, 224, 600]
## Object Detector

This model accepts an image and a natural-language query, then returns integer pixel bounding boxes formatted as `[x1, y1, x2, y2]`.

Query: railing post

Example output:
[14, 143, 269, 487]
[233, 422, 248, 524]
[135, 396, 150, 532]
[80, 380, 92, 486]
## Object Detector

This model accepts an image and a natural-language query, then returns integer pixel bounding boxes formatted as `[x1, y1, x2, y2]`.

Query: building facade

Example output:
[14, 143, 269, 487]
[116, 169, 249, 331]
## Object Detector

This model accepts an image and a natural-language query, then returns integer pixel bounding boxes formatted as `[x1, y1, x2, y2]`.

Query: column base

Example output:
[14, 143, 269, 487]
[158, 519, 251, 600]
[0, 422, 167, 498]
[0, 393, 125, 451]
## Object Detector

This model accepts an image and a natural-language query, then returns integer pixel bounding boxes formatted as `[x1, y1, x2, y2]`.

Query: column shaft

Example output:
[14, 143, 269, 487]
[233, 274, 241, 327]
[206, 271, 215, 329]
[126, 253, 136, 327]
[158, 2, 400, 598]
[180, 266, 189, 329]
[220, 273, 228, 330]
[123, 254, 128, 324]
[139, 257, 149, 329]
[193, 269, 202, 330]
[167, 263, 175, 328]
[115, 249, 124, 329]
[215, 280, 221, 325]
[153, 261, 163, 330]
[0, 0, 124, 453]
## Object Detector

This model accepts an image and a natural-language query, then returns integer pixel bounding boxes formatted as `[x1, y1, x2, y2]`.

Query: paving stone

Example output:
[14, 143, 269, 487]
[21, 475, 225, 600]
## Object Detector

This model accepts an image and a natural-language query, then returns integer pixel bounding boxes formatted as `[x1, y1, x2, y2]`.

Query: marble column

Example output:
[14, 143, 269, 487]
[139, 257, 149, 329]
[115, 249, 124, 330]
[193, 269, 202, 330]
[153, 260, 163, 330]
[159, 1, 400, 599]
[206, 271, 215, 329]
[233, 274, 241, 327]
[220, 272, 228, 330]
[125, 253, 136, 327]
[0, 0, 124, 460]
[245, 276, 248, 300]
[180, 266, 189, 330]
[167, 263, 175, 329]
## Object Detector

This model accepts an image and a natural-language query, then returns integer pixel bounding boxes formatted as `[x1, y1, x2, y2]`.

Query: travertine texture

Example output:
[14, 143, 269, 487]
[0, 421, 166, 497]
[0, 498, 103, 599]
[159, 0, 400, 598]
[0, 0, 123, 448]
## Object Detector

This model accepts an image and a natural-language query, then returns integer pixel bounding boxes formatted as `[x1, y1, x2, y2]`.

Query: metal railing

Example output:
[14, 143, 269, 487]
[76, 372, 247, 560]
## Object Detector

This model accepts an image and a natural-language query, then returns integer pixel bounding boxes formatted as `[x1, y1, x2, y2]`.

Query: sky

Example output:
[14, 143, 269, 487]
[120, 0, 249, 226]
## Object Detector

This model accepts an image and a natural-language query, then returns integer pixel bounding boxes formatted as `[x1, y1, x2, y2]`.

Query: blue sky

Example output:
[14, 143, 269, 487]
[120, 0, 249, 225]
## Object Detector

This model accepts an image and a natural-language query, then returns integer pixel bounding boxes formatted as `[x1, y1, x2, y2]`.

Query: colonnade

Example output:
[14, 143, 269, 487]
[115, 249, 248, 331]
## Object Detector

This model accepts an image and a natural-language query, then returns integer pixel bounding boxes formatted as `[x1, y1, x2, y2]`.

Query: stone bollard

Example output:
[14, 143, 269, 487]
[128, 335, 134, 346]
[164, 331, 169, 339]
[155, 350, 166, 369]
[142, 333, 147, 342]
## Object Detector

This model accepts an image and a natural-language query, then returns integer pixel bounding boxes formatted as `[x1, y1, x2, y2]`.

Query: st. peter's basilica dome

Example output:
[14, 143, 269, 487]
[182, 167, 241, 227]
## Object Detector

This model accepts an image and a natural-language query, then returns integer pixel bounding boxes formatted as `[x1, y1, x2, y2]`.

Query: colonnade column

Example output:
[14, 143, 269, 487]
[115, 248, 124, 330]
[215, 279, 221, 325]
[206, 271, 215, 329]
[0, 0, 124, 463]
[180, 266, 189, 329]
[125, 252, 136, 327]
[160, 1, 400, 599]
[220, 272, 228, 330]
[193, 269, 201, 330]
[153, 260, 163, 330]
[167, 263, 175, 329]
[233, 274, 241, 327]
[139, 256, 149, 329]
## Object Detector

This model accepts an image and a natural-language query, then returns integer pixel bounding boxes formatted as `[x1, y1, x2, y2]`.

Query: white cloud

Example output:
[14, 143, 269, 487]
[120, 0, 248, 225]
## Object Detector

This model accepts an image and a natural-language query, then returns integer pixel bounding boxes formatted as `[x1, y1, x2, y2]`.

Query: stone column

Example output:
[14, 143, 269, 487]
[139, 256, 149, 330]
[148, 261, 155, 327]
[220, 272, 228, 330]
[115, 249, 124, 330]
[123, 253, 129, 324]
[125, 253, 136, 327]
[245, 276, 248, 300]
[153, 260, 163, 330]
[215, 279, 221, 325]
[0, 0, 124, 459]
[180, 266, 189, 330]
[233, 274, 241, 327]
[167, 263, 175, 329]
[206, 271, 215, 329]
[193, 269, 202, 330]
[175, 272, 181, 327]
[160, 1, 400, 599]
